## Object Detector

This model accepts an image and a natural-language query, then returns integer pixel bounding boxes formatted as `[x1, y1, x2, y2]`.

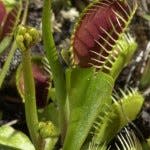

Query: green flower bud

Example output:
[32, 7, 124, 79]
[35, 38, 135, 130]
[15, 25, 40, 51]
[17, 25, 27, 35]
[28, 28, 40, 43]
[24, 33, 32, 48]
[16, 35, 26, 51]
[38, 121, 58, 138]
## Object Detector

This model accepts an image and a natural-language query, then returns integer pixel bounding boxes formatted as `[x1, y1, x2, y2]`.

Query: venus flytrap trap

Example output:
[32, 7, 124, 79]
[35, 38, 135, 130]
[114, 128, 143, 150]
[0, 0, 21, 42]
[0, 0, 22, 88]
[88, 90, 144, 149]
[88, 128, 143, 150]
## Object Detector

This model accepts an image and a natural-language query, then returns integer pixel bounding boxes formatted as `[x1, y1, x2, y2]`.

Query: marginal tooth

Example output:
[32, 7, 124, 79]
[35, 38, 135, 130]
[98, 34, 114, 48]
[90, 50, 108, 60]
[91, 58, 105, 64]
[86, 7, 98, 13]
[97, 116, 104, 121]
[126, 88, 132, 95]
[132, 0, 138, 14]
[116, 44, 123, 52]
[116, 16, 122, 28]
[120, 133, 129, 149]
[93, 4, 105, 9]
[124, 35, 130, 44]
[101, 2, 110, 6]
[104, 111, 109, 116]
[108, 58, 114, 65]
[110, 53, 117, 61]
[99, 26, 117, 43]
[93, 124, 100, 131]
[44, 67, 52, 76]
[113, 92, 120, 99]
[104, 103, 111, 110]
[103, 65, 111, 71]
[112, 96, 118, 104]
[92, 64, 102, 69]
[109, 18, 120, 36]
[116, 1, 130, 18]
[94, 121, 101, 127]
[95, 39, 111, 54]
[125, 128, 134, 147]
[112, 9, 127, 24]
[117, 135, 125, 148]
[101, 0, 112, 4]
[88, 63, 102, 69]
[113, 49, 119, 55]
[126, 0, 132, 14]
[129, 87, 135, 93]
[120, 89, 128, 98]
[89, 131, 94, 135]
[115, 143, 121, 150]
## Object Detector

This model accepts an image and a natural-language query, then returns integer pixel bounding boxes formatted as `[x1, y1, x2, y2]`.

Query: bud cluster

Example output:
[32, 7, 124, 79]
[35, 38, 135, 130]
[37, 121, 58, 138]
[16, 25, 40, 51]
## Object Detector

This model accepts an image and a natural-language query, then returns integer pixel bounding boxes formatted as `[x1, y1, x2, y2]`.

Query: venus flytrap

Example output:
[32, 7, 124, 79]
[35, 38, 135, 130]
[63, 0, 139, 149]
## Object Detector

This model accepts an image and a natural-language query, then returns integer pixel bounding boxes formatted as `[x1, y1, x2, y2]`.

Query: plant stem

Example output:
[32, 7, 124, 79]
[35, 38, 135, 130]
[42, 0, 67, 141]
[22, 48, 39, 149]
[21, 0, 29, 25]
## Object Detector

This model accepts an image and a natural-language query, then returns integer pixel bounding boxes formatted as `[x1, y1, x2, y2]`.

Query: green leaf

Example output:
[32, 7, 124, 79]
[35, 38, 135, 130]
[0, 144, 20, 150]
[0, 36, 12, 55]
[0, 125, 35, 150]
[64, 68, 114, 150]
[38, 103, 59, 128]
[141, 14, 150, 21]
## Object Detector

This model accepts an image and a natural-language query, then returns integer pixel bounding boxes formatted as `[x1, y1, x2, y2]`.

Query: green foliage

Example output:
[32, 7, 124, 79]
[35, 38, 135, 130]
[0, 125, 35, 150]
[64, 69, 114, 150]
